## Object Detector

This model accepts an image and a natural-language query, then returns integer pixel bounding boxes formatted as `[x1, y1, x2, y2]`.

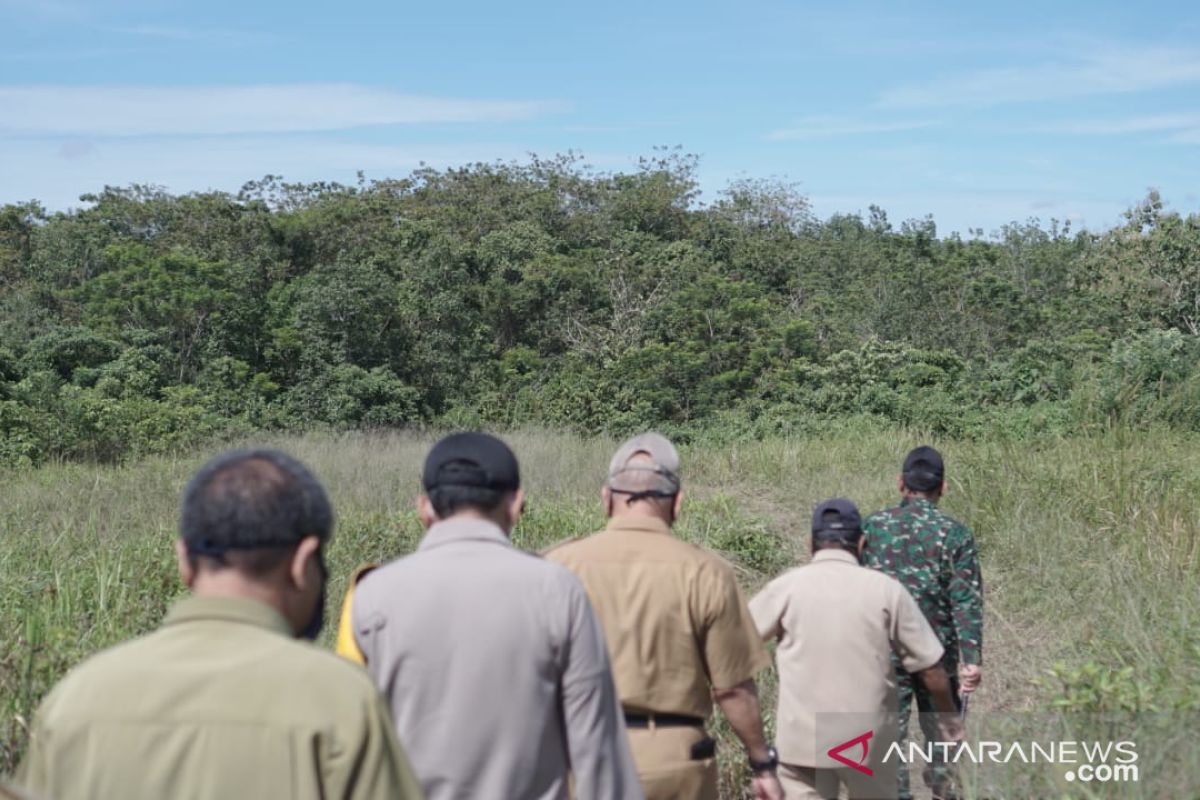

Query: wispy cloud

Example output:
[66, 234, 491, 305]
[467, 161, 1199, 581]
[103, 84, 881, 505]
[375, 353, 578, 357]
[766, 115, 939, 141]
[0, 0, 87, 22]
[1169, 129, 1200, 144]
[878, 45, 1200, 109]
[0, 46, 160, 62]
[0, 136, 631, 210]
[1038, 113, 1200, 135]
[0, 84, 565, 137]
[806, 189, 1124, 233]
[103, 24, 277, 45]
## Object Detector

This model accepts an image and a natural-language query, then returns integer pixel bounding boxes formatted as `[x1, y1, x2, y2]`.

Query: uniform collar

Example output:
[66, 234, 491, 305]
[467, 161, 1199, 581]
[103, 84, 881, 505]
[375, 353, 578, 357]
[418, 517, 511, 551]
[900, 496, 938, 511]
[811, 549, 861, 566]
[163, 595, 294, 637]
[605, 515, 674, 536]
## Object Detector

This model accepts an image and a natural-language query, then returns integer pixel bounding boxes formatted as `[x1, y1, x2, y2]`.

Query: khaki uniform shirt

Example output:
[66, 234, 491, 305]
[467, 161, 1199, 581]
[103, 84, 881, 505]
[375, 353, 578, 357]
[749, 550, 944, 768]
[18, 596, 423, 800]
[544, 516, 769, 718]
[348, 518, 642, 800]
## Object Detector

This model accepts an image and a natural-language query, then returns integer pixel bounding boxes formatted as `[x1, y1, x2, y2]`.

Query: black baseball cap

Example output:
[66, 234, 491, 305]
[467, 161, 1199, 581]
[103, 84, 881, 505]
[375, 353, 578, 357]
[902, 446, 945, 492]
[812, 497, 862, 538]
[422, 432, 520, 493]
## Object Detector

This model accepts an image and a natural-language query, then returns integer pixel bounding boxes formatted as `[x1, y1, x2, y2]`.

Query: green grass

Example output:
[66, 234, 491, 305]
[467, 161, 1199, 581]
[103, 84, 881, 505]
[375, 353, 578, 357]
[3, 427, 1199, 797]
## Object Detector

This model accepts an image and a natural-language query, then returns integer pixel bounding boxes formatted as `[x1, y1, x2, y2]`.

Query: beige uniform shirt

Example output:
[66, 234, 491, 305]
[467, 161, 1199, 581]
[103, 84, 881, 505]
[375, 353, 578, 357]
[544, 516, 770, 718]
[18, 596, 423, 800]
[350, 518, 642, 800]
[749, 549, 944, 768]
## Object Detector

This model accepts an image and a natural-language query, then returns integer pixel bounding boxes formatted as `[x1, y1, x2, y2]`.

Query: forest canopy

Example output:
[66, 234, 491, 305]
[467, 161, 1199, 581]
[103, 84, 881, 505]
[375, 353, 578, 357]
[2, 151, 1199, 465]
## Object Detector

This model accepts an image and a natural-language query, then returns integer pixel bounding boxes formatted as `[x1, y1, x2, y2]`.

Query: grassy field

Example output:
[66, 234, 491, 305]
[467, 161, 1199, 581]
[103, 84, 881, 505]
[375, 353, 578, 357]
[2, 426, 1199, 797]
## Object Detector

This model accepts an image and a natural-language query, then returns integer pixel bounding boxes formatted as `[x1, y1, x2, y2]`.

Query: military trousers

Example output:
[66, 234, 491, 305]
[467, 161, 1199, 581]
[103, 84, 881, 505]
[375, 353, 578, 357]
[627, 724, 717, 800]
[896, 667, 962, 800]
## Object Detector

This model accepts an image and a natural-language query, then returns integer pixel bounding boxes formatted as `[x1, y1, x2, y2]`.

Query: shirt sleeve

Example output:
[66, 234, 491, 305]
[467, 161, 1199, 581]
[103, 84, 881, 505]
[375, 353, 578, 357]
[748, 578, 786, 642]
[15, 704, 52, 793]
[890, 586, 945, 674]
[947, 526, 984, 665]
[558, 576, 644, 800]
[696, 560, 771, 690]
[339, 687, 426, 800]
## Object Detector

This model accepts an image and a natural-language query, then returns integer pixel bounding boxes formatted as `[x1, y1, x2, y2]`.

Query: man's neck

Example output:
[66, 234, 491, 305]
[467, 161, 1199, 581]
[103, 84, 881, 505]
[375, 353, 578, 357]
[609, 507, 672, 526]
[437, 509, 510, 533]
[901, 492, 939, 505]
[812, 545, 859, 558]
[190, 575, 290, 622]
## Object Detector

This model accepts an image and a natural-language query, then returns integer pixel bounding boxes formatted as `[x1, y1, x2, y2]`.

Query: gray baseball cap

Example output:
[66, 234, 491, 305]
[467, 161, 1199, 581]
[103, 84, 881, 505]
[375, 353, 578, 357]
[607, 432, 681, 497]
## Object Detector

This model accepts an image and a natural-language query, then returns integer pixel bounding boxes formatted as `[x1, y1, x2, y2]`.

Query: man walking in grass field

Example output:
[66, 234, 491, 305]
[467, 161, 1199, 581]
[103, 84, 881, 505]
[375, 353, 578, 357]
[750, 498, 964, 800]
[19, 449, 423, 800]
[862, 446, 983, 800]
[544, 433, 784, 800]
[336, 432, 641, 800]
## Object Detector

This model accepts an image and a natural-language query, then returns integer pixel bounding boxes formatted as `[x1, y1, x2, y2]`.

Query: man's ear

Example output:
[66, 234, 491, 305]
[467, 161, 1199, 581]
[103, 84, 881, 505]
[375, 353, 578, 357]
[856, 536, 866, 558]
[416, 494, 437, 528]
[938, 479, 948, 498]
[896, 473, 905, 493]
[175, 540, 196, 588]
[601, 485, 613, 515]
[672, 488, 684, 520]
[507, 488, 526, 528]
[289, 535, 322, 591]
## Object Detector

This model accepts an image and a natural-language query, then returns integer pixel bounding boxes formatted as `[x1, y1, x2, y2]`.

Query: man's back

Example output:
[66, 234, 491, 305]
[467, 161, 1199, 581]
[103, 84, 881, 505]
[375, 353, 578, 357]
[544, 516, 767, 717]
[749, 551, 943, 767]
[20, 596, 420, 800]
[862, 498, 983, 665]
[351, 518, 631, 800]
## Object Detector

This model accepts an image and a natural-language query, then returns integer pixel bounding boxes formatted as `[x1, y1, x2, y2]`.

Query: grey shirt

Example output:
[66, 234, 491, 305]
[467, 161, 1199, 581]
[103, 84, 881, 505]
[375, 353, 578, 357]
[351, 517, 642, 800]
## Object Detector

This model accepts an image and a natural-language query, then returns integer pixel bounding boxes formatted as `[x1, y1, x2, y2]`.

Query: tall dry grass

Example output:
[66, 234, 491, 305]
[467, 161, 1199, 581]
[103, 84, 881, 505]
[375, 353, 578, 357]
[2, 426, 1198, 796]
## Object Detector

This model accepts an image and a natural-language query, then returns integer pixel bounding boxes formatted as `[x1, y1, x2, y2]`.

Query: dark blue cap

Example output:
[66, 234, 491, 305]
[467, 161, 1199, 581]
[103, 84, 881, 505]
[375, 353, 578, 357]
[422, 432, 520, 492]
[812, 497, 862, 537]
[902, 446, 945, 492]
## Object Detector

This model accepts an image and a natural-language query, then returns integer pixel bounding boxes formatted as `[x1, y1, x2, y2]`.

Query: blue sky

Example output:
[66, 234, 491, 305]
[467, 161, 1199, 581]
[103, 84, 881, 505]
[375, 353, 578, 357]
[2, 0, 1199, 236]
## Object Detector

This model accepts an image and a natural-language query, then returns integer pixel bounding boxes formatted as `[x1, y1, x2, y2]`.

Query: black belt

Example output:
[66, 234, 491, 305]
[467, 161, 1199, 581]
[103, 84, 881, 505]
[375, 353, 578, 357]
[624, 713, 705, 728]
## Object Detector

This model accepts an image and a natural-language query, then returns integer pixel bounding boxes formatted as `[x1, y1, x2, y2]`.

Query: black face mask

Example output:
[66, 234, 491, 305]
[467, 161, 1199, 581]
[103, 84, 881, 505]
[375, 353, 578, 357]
[300, 548, 328, 641]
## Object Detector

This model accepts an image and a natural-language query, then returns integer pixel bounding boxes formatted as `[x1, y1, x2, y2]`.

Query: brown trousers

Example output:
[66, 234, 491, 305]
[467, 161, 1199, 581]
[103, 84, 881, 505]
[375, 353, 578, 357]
[779, 762, 898, 800]
[627, 725, 717, 800]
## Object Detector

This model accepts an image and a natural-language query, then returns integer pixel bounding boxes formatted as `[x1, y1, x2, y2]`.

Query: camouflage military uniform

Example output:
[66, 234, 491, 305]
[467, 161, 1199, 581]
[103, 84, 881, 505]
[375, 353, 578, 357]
[862, 497, 983, 800]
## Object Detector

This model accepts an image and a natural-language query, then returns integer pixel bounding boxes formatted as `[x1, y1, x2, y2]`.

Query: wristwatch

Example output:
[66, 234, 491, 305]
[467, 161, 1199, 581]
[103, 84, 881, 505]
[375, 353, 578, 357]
[749, 745, 779, 773]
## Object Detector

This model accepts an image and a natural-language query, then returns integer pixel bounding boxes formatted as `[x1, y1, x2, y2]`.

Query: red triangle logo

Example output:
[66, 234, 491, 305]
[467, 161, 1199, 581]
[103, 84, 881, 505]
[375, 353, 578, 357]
[827, 730, 874, 776]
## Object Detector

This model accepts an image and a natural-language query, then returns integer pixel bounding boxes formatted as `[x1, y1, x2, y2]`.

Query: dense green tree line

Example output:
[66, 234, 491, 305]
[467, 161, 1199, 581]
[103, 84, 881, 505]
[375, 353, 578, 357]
[2, 151, 1199, 465]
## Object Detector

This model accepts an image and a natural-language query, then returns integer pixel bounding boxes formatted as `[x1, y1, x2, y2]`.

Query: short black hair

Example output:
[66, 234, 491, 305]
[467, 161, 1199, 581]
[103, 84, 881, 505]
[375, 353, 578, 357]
[427, 462, 508, 517]
[813, 529, 862, 549]
[181, 449, 333, 572]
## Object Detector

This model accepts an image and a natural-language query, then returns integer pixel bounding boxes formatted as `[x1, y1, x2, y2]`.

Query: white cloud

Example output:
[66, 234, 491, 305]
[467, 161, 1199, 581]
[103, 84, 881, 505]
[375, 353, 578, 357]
[1169, 128, 1200, 144]
[1040, 113, 1200, 135]
[0, 136, 536, 210]
[806, 190, 1127, 235]
[878, 46, 1200, 109]
[103, 24, 277, 45]
[0, 0, 86, 21]
[0, 84, 565, 137]
[766, 116, 939, 141]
